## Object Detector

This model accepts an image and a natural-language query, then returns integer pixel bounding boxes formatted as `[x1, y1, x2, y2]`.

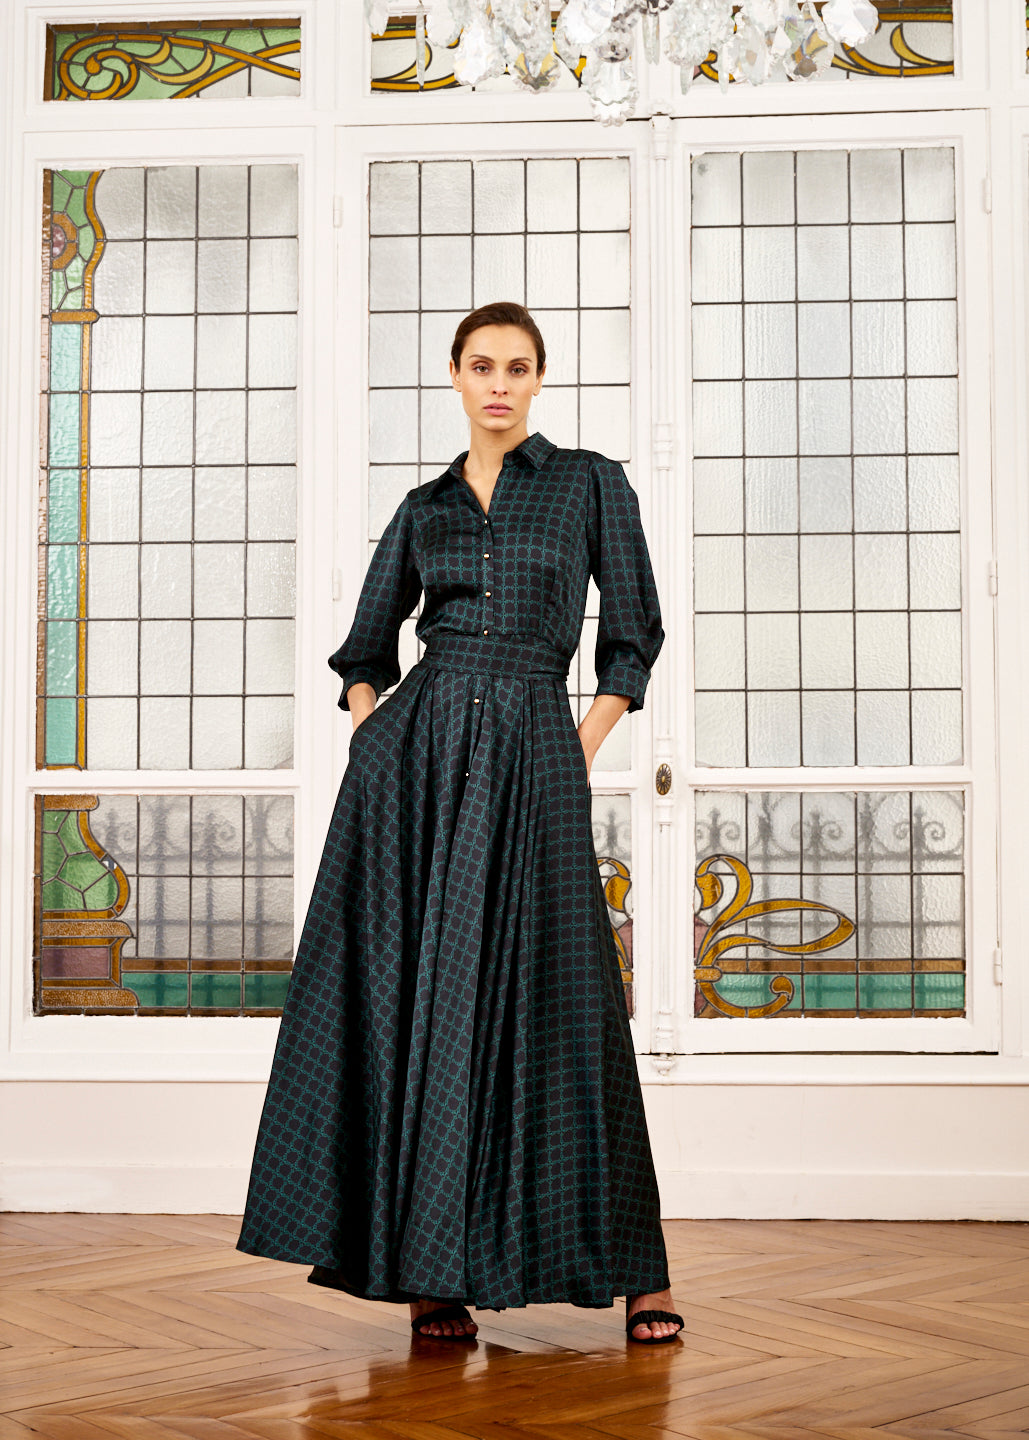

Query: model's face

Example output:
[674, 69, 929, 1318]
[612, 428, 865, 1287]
[450, 324, 544, 436]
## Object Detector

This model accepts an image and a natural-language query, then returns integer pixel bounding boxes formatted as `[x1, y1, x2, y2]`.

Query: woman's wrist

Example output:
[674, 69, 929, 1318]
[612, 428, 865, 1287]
[577, 694, 631, 761]
[346, 681, 377, 725]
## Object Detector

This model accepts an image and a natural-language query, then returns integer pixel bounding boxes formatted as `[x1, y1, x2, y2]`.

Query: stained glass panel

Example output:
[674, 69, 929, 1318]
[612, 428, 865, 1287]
[367, 155, 632, 767]
[369, 4, 953, 94]
[45, 21, 301, 101]
[694, 789, 965, 1019]
[38, 164, 298, 771]
[691, 146, 961, 768]
[34, 792, 294, 1015]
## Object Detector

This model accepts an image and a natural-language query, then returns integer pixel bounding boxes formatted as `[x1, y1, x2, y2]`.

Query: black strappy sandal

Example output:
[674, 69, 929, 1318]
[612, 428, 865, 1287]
[410, 1302, 478, 1340]
[626, 1307, 684, 1345]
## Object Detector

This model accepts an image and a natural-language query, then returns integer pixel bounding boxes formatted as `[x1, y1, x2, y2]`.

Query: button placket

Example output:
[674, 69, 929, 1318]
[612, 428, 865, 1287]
[482, 517, 494, 638]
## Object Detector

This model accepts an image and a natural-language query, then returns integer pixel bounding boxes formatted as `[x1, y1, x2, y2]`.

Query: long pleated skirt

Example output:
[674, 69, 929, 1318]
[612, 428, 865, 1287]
[235, 631, 670, 1311]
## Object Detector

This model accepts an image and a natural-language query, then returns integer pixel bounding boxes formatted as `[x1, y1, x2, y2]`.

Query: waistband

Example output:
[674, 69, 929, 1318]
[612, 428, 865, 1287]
[419, 632, 570, 679]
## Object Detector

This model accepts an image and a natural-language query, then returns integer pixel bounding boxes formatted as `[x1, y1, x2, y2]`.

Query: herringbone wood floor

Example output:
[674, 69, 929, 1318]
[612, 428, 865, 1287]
[0, 1214, 1027, 1439]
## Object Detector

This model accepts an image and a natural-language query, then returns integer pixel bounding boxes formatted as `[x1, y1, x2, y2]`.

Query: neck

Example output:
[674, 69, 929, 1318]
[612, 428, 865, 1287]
[464, 422, 530, 480]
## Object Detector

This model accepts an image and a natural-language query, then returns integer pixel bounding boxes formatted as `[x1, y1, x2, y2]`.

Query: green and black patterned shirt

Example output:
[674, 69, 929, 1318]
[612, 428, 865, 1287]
[329, 429, 665, 715]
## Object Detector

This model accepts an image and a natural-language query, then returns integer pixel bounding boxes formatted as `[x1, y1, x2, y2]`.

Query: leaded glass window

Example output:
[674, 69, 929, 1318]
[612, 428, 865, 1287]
[45, 22, 301, 101]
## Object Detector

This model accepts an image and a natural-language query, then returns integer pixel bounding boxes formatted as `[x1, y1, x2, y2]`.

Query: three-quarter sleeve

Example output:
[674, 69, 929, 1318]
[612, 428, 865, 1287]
[586, 453, 665, 715]
[328, 493, 422, 712]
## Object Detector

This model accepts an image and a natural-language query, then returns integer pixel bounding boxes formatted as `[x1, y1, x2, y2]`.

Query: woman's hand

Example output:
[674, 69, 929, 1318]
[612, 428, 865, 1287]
[577, 694, 631, 786]
[346, 681, 377, 734]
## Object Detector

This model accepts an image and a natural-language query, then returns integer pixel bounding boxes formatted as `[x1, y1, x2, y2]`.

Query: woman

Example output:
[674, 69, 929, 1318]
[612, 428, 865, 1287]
[236, 301, 683, 1346]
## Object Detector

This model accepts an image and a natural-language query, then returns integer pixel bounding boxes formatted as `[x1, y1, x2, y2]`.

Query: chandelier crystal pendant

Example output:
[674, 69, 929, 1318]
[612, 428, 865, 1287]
[366, 0, 880, 125]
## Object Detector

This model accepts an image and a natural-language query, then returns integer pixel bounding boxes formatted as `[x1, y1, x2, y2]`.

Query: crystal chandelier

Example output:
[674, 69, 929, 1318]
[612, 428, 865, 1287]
[365, 1, 880, 125]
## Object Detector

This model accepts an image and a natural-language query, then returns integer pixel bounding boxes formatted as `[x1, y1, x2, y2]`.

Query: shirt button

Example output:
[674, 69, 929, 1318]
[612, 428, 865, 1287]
[485, 590, 491, 597]
[473, 698, 480, 704]
[483, 552, 490, 558]
[483, 628, 489, 635]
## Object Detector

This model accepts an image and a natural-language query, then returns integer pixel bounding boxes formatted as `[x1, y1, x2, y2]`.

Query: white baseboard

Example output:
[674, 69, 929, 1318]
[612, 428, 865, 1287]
[2, 1164, 1026, 1221]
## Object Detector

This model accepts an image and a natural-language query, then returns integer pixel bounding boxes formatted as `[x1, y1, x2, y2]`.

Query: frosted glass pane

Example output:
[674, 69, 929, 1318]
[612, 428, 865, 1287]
[195, 467, 246, 541]
[850, 149, 902, 222]
[578, 386, 629, 460]
[473, 234, 525, 307]
[247, 543, 296, 617]
[369, 237, 419, 311]
[904, 225, 956, 300]
[694, 537, 744, 611]
[527, 234, 578, 309]
[193, 543, 245, 617]
[421, 161, 471, 233]
[801, 535, 853, 610]
[579, 159, 628, 231]
[579, 233, 630, 307]
[746, 304, 796, 378]
[747, 613, 799, 688]
[695, 691, 746, 766]
[93, 242, 144, 315]
[910, 611, 961, 688]
[853, 379, 906, 454]
[140, 619, 191, 694]
[369, 312, 419, 388]
[146, 166, 196, 238]
[526, 158, 577, 231]
[246, 619, 294, 693]
[911, 689, 962, 765]
[906, 301, 957, 376]
[88, 621, 138, 694]
[801, 613, 854, 688]
[746, 459, 797, 533]
[694, 614, 745, 689]
[248, 467, 296, 541]
[802, 691, 855, 766]
[244, 696, 293, 768]
[421, 236, 472, 309]
[142, 392, 192, 465]
[748, 692, 800, 766]
[198, 165, 248, 238]
[195, 315, 246, 389]
[692, 305, 742, 380]
[473, 159, 524, 233]
[796, 227, 849, 301]
[580, 311, 630, 384]
[145, 241, 196, 313]
[797, 303, 849, 378]
[903, 147, 955, 222]
[909, 455, 959, 530]
[692, 152, 741, 226]
[743, 150, 795, 224]
[89, 470, 140, 542]
[852, 302, 904, 377]
[144, 316, 196, 389]
[747, 536, 798, 610]
[192, 696, 242, 768]
[855, 611, 909, 688]
[854, 534, 908, 610]
[798, 379, 851, 455]
[743, 229, 795, 302]
[851, 226, 904, 300]
[744, 380, 796, 454]
[909, 533, 960, 609]
[88, 545, 138, 618]
[799, 457, 851, 532]
[853, 456, 906, 531]
[95, 169, 144, 240]
[796, 151, 848, 223]
[369, 162, 418, 235]
[691, 229, 742, 303]
[530, 309, 576, 386]
[196, 391, 246, 464]
[92, 317, 143, 390]
[856, 690, 910, 765]
[86, 698, 138, 769]
[693, 459, 743, 533]
[907, 379, 958, 453]
[420, 389, 469, 465]
[91, 393, 142, 466]
[249, 165, 298, 237]
[193, 620, 244, 693]
[141, 543, 192, 618]
[139, 696, 190, 768]
[248, 390, 296, 464]
[249, 239, 297, 313]
[141, 468, 192, 542]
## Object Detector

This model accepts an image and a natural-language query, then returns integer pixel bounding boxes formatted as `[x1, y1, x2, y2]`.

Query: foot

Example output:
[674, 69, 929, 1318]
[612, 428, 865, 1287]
[409, 1298, 478, 1338]
[627, 1288, 682, 1342]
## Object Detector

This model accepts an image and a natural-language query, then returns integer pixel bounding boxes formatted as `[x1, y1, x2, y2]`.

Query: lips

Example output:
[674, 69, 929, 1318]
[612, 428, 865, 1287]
[484, 405, 511, 413]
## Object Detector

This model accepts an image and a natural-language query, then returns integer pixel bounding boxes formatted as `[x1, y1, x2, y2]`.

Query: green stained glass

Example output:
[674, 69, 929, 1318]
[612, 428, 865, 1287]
[49, 394, 80, 466]
[46, 621, 77, 695]
[50, 325, 81, 392]
[244, 972, 290, 1008]
[46, 546, 77, 618]
[914, 973, 964, 1010]
[44, 699, 77, 765]
[46, 22, 301, 102]
[859, 974, 915, 1010]
[42, 877, 81, 910]
[803, 975, 858, 1010]
[191, 972, 242, 1008]
[121, 972, 189, 1007]
[47, 471, 79, 542]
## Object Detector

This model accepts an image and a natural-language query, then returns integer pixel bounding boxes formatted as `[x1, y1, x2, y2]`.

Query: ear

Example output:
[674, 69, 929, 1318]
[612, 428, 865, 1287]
[449, 358, 460, 390]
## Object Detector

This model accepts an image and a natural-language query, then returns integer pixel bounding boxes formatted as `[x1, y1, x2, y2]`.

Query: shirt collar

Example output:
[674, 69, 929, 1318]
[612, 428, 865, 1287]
[427, 430, 556, 498]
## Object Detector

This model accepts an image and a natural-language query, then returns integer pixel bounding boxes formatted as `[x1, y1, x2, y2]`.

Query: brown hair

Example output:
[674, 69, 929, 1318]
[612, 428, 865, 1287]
[450, 302, 546, 374]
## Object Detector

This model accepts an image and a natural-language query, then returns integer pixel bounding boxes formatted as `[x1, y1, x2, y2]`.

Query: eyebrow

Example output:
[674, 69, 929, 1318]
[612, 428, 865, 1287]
[466, 354, 534, 364]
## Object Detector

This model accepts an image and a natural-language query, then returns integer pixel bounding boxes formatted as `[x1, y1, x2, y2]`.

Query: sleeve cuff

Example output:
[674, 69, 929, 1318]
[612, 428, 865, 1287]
[595, 661, 651, 715]
[336, 667, 388, 712]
